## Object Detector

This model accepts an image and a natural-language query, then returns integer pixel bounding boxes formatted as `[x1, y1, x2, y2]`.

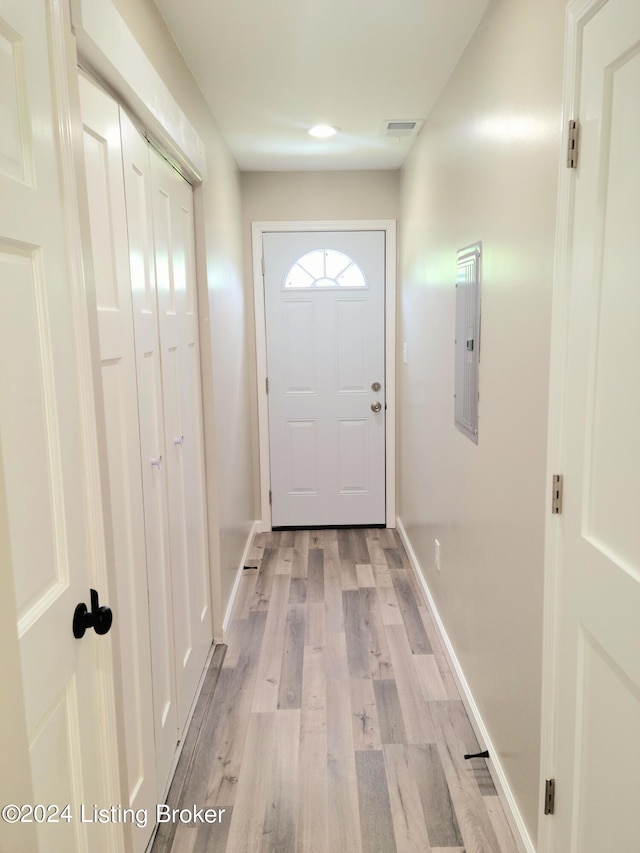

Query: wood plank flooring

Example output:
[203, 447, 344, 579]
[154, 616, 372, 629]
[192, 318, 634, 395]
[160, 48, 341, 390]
[151, 528, 519, 853]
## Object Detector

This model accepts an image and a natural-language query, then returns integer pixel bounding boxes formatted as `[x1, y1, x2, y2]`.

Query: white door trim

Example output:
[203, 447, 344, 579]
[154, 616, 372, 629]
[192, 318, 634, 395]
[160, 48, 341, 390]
[252, 220, 397, 530]
[49, 0, 125, 842]
[70, 0, 206, 181]
[538, 0, 609, 849]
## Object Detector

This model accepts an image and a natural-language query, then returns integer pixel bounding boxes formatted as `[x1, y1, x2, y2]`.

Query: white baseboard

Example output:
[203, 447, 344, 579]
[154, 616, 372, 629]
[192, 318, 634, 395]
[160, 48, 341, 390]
[221, 521, 259, 641]
[396, 517, 536, 853]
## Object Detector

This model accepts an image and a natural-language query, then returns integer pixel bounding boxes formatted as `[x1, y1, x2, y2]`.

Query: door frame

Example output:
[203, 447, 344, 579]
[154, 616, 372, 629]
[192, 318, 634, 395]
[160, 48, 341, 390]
[252, 220, 397, 531]
[538, 0, 608, 849]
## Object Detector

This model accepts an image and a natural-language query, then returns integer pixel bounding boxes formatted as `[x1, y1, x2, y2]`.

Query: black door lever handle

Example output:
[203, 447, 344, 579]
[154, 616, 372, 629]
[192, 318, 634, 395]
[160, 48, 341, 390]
[73, 588, 113, 639]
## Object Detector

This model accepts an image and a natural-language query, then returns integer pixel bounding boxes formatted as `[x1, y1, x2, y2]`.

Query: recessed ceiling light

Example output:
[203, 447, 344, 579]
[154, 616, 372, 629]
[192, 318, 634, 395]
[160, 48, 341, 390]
[308, 124, 339, 138]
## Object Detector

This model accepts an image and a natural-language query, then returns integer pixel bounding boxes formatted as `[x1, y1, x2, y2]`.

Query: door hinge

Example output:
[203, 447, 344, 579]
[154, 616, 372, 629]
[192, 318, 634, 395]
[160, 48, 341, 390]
[544, 778, 555, 815]
[265, 377, 269, 394]
[567, 119, 579, 169]
[269, 490, 272, 506]
[261, 256, 265, 276]
[551, 474, 563, 515]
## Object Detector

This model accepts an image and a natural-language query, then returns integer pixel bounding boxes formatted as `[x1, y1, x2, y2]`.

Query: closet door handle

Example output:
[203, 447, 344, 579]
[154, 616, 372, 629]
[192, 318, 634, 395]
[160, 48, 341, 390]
[73, 588, 113, 639]
[151, 454, 163, 470]
[173, 435, 184, 447]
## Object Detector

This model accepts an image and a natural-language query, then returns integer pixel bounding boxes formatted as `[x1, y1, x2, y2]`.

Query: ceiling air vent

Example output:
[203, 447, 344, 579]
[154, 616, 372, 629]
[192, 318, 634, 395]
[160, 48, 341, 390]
[382, 119, 423, 138]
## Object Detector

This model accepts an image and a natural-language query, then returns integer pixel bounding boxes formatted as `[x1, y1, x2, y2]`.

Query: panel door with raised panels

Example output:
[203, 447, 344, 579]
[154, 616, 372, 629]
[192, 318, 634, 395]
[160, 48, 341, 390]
[120, 111, 178, 796]
[149, 148, 212, 732]
[79, 74, 157, 853]
[0, 1, 118, 850]
[264, 231, 386, 527]
[552, 1, 640, 850]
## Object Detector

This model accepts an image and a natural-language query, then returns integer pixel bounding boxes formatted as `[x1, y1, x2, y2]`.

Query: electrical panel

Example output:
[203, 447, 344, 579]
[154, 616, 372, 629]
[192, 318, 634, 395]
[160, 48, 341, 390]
[454, 242, 481, 443]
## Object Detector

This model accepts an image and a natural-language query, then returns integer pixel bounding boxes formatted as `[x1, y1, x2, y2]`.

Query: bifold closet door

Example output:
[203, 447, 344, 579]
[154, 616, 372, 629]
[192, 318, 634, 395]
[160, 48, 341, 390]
[120, 111, 179, 794]
[79, 76, 157, 853]
[80, 78, 213, 815]
[148, 150, 212, 731]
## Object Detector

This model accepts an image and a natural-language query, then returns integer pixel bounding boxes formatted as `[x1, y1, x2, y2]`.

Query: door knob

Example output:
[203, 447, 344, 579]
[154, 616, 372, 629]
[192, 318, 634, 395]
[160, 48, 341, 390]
[73, 589, 113, 639]
[150, 454, 163, 469]
[371, 401, 382, 413]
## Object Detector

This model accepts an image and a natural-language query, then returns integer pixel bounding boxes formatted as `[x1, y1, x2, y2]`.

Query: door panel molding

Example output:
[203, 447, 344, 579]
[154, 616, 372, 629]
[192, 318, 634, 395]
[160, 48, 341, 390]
[252, 220, 396, 530]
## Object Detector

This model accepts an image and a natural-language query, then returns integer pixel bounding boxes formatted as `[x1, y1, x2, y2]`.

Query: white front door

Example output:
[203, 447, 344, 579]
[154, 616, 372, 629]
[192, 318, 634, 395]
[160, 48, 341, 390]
[0, 1, 118, 851]
[263, 231, 386, 527]
[551, 1, 640, 849]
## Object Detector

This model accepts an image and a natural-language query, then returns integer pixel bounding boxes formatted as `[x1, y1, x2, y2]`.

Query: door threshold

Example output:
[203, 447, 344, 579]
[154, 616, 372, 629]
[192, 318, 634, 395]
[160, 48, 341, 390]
[272, 523, 386, 531]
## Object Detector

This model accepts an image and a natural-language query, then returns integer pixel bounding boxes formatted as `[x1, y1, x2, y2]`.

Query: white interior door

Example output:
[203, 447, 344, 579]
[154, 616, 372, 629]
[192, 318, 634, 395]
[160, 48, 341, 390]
[263, 230, 386, 527]
[149, 148, 212, 731]
[552, 1, 640, 850]
[0, 1, 118, 850]
[79, 74, 157, 853]
[120, 110, 178, 795]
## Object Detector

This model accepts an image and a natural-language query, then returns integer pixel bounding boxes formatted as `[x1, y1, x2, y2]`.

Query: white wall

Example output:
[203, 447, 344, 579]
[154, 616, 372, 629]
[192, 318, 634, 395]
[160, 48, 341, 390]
[398, 0, 566, 841]
[241, 169, 400, 514]
[241, 170, 400, 223]
[109, 0, 257, 631]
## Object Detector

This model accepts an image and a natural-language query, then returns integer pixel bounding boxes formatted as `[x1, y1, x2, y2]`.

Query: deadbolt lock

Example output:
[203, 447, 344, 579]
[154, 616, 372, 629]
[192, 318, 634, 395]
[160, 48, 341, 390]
[371, 381, 381, 392]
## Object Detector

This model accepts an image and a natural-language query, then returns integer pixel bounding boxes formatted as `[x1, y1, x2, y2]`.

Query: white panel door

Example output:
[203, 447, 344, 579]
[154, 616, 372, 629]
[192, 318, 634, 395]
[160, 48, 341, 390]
[120, 111, 178, 795]
[149, 148, 212, 731]
[552, 1, 640, 850]
[0, 1, 117, 851]
[264, 231, 385, 526]
[79, 75, 157, 853]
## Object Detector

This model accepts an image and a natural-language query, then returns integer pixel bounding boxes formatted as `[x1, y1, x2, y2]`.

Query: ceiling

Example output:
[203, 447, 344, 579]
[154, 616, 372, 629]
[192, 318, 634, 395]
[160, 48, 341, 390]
[153, 0, 491, 171]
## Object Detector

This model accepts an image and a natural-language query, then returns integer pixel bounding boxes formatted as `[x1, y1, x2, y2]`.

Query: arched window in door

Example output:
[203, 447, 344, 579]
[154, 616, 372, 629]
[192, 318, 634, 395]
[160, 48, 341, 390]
[284, 249, 367, 289]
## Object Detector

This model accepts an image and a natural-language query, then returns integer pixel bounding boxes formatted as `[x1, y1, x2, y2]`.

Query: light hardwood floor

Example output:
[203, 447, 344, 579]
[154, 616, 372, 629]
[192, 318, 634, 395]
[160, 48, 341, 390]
[152, 528, 519, 853]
